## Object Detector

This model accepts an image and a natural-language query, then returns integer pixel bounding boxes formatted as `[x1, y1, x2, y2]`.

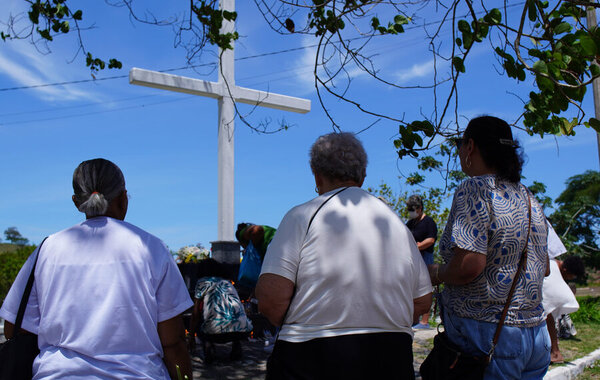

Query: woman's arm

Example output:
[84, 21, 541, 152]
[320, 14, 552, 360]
[413, 293, 433, 324]
[256, 273, 294, 326]
[417, 237, 436, 251]
[158, 314, 193, 380]
[244, 225, 265, 249]
[428, 247, 486, 286]
[187, 299, 203, 352]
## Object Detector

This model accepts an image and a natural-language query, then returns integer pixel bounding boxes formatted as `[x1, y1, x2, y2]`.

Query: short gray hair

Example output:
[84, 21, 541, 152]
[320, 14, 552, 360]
[310, 132, 367, 183]
[73, 158, 125, 218]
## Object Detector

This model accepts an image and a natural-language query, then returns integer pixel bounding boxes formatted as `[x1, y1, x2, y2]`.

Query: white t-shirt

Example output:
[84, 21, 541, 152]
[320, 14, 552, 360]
[547, 222, 567, 259]
[261, 187, 432, 343]
[542, 259, 579, 318]
[0, 217, 193, 379]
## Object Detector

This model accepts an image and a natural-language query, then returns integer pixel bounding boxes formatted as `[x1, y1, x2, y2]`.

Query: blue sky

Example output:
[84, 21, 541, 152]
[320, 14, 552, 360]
[1, 1, 598, 251]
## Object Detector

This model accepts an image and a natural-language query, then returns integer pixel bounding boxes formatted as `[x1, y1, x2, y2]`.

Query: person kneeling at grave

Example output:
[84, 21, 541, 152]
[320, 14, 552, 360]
[187, 258, 253, 364]
[256, 132, 432, 379]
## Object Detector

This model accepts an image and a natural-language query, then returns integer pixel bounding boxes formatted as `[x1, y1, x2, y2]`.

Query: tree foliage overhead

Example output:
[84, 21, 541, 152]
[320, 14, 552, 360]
[548, 170, 600, 265]
[3, 1, 600, 179]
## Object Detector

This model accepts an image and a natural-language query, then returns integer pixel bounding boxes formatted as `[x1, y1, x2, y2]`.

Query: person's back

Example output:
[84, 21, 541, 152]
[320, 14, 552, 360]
[0, 158, 193, 379]
[263, 186, 428, 341]
[440, 176, 548, 325]
[27, 217, 187, 378]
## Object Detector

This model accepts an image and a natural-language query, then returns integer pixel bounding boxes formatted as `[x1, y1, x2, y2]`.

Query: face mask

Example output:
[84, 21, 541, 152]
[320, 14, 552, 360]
[408, 211, 418, 219]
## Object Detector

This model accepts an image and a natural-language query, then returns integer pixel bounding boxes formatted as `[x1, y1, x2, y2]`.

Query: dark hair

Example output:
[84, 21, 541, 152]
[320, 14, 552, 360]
[235, 223, 252, 243]
[562, 255, 585, 278]
[73, 158, 126, 217]
[196, 258, 228, 279]
[464, 116, 524, 183]
[406, 195, 423, 210]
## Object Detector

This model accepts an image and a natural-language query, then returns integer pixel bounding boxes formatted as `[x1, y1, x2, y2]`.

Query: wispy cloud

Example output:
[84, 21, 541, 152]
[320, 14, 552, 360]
[0, 42, 103, 102]
[396, 59, 435, 83]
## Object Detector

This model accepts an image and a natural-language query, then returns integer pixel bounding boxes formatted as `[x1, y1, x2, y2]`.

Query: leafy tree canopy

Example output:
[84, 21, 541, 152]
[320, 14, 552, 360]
[548, 170, 600, 264]
[3, 1, 600, 176]
[3, 227, 29, 246]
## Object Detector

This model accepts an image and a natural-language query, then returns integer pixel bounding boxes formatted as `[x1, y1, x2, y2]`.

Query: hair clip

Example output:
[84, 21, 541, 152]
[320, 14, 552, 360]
[499, 138, 516, 147]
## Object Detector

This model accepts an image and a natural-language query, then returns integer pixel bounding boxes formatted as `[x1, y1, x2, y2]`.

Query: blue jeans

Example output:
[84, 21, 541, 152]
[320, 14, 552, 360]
[422, 252, 434, 265]
[443, 309, 551, 380]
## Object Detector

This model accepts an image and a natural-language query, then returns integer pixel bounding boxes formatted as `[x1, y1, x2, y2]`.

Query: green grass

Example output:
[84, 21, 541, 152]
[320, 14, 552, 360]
[572, 297, 600, 324]
[579, 360, 600, 380]
[549, 296, 600, 372]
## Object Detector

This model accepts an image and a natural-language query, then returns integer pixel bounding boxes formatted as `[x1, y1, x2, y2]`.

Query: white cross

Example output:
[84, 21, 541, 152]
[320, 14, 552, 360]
[129, 0, 311, 242]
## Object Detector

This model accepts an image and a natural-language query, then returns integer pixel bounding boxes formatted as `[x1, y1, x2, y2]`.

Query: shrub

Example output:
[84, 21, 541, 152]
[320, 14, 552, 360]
[0, 245, 36, 302]
[571, 296, 600, 324]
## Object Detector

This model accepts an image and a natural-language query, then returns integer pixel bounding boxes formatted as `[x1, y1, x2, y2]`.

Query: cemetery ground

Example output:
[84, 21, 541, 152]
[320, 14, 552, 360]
[1, 299, 600, 379]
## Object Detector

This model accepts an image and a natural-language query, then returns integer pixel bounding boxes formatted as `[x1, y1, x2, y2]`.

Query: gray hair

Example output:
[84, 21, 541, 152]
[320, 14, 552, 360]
[72, 158, 125, 218]
[310, 132, 367, 183]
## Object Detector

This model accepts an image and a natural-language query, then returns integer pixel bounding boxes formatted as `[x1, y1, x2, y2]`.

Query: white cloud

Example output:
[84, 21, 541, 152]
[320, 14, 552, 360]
[0, 42, 103, 102]
[396, 59, 435, 83]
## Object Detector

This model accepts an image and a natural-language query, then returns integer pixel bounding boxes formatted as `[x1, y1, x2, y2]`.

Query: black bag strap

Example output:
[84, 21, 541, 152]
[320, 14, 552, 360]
[488, 188, 532, 358]
[14, 237, 48, 332]
[276, 186, 350, 335]
[305, 187, 349, 235]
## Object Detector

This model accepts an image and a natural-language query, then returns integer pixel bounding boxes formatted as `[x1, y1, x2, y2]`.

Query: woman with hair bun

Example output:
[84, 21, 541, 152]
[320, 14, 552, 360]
[0, 158, 194, 379]
[427, 116, 551, 379]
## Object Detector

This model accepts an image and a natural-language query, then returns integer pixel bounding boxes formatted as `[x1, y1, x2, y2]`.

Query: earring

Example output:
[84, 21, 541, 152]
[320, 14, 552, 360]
[466, 156, 472, 169]
[315, 186, 320, 194]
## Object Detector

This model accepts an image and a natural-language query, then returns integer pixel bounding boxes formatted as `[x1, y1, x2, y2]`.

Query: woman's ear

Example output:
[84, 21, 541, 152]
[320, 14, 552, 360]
[72, 195, 80, 209]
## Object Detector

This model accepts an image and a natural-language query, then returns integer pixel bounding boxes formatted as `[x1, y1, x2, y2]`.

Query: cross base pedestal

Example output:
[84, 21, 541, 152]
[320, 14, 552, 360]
[211, 240, 241, 264]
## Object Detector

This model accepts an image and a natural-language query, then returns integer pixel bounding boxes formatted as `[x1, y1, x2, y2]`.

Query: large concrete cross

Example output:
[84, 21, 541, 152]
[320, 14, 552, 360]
[129, 0, 311, 249]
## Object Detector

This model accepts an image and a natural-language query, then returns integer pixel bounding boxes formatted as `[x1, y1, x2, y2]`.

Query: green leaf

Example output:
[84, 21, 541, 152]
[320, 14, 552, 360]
[483, 8, 502, 25]
[579, 35, 597, 56]
[589, 118, 600, 133]
[60, 21, 69, 33]
[536, 75, 554, 91]
[533, 60, 548, 74]
[554, 22, 572, 35]
[458, 20, 470, 33]
[393, 23, 404, 33]
[590, 64, 600, 78]
[455, 37, 462, 47]
[394, 15, 408, 25]
[528, 0, 537, 22]
[37, 28, 52, 41]
[72, 9, 83, 20]
[452, 56, 466, 73]
[371, 17, 380, 29]
[517, 67, 526, 82]
[462, 32, 473, 49]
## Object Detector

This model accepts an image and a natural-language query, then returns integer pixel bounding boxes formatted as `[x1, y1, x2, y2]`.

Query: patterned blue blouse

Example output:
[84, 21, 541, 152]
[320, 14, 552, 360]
[440, 175, 548, 326]
[195, 277, 253, 335]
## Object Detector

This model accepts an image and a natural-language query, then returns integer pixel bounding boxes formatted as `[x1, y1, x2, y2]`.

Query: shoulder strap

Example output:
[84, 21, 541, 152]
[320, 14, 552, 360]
[305, 186, 349, 235]
[276, 187, 350, 335]
[14, 237, 48, 332]
[489, 188, 532, 356]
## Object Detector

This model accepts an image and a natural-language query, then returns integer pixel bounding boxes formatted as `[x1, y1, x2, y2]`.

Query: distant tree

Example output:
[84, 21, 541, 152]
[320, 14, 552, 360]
[528, 181, 554, 212]
[368, 182, 450, 263]
[548, 170, 600, 267]
[3, 227, 29, 246]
